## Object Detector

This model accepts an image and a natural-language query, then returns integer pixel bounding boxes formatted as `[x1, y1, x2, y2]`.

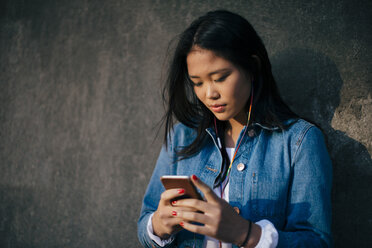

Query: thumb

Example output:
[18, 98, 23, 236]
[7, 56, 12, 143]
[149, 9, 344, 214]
[191, 174, 219, 203]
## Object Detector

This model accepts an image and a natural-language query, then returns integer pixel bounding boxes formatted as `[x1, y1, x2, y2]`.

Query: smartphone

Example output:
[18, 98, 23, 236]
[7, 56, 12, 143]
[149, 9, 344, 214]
[160, 175, 203, 200]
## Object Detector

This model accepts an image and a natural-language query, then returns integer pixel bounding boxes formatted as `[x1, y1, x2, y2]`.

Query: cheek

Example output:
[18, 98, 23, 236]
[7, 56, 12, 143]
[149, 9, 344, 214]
[193, 88, 204, 102]
[231, 81, 251, 104]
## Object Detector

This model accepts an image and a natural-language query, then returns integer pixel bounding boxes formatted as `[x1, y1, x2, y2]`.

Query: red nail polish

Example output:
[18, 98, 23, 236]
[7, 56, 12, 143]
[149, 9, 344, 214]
[172, 211, 177, 216]
[179, 222, 184, 227]
[178, 189, 185, 194]
[192, 175, 198, 181]
[172, 200, 177, 205]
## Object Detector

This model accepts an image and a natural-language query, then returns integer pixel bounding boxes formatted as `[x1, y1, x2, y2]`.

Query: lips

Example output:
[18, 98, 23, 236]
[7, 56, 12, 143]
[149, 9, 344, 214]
[209, 104, 226, 113]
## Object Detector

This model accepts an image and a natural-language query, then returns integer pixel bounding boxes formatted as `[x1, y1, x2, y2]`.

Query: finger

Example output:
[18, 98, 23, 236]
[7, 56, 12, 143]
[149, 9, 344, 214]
[175, 209, 211, 225]
[152, 208, 184, 237]
[172, 204, 199, 212]
[160, 188, 186, 205]
[179, 221, 211, 237]
[159, 215, 184, 234]
[190, 175, 219, 202]
[173, 198, 209, 213]
[165, 216, 184, 226]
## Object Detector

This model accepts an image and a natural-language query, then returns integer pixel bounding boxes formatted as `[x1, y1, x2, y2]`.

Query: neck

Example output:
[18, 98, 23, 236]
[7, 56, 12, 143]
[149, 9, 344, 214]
[225, 112, 248, 148]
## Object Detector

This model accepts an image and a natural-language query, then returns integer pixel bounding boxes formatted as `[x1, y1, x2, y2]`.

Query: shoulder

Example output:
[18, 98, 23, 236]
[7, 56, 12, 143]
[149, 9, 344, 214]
[281, 119, 329, 166]
[261, 119, 327, 161]
[283, 118, 325, 148]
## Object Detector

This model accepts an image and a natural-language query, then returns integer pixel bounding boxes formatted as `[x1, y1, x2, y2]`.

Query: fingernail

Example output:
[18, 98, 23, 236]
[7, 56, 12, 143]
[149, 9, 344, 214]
[192, 175, 198, 181]
[178, 189, 185, 194]
[172, 200, 177, 205]
[171, 211, 177, 216]
[179, 222, 184, 227]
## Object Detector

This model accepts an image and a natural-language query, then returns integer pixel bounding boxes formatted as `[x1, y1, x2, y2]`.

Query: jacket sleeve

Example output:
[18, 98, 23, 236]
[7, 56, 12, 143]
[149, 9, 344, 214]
[277, 126, 333, 247]
[137, 139, 177, 247]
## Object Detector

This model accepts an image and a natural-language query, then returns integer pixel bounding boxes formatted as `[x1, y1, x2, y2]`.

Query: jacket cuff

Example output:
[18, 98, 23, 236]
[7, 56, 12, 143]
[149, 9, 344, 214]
[253, 219, 278, 248]
[147, 213, 175, 247]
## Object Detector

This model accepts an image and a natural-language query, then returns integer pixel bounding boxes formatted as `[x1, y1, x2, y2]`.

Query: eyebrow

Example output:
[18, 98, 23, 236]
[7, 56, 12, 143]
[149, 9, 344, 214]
[189, 68, 231, 78]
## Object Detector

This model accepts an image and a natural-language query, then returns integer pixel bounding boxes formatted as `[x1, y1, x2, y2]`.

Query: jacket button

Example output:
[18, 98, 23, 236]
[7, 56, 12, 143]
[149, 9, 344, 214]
[233, 206, 240, 214]
[237, 163, 245, 171]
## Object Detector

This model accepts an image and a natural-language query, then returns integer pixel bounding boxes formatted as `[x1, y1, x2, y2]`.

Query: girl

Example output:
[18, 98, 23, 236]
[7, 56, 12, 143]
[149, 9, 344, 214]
[138, 10, 332, 248]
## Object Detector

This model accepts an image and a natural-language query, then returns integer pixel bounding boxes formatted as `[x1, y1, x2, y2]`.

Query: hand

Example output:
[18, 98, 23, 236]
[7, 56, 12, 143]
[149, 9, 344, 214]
[152, 188, 191, 239]
[173, 175, 261, 247]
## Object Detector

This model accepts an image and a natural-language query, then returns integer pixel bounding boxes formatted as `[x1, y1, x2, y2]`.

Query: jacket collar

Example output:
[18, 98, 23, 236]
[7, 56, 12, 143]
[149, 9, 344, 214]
[206, 118, 298, 135]
[251, 118, 298, 131]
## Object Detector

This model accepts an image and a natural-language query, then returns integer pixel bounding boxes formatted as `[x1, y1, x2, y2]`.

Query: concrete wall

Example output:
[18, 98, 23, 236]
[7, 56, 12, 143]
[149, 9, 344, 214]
[0, 0, 371, 247]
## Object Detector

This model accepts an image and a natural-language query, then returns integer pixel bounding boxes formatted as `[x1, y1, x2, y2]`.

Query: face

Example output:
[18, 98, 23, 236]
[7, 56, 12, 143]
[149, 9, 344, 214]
[186, 47, 252, 124]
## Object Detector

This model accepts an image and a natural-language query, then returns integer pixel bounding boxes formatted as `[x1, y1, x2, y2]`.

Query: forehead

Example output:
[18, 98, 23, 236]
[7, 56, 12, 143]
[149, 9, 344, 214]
[186, 48, 232, 76]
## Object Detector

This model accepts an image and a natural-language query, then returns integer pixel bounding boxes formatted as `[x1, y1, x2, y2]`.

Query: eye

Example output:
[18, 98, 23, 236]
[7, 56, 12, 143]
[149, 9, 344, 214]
[193, 81, 203, 87]
[214, 73, 230, 82]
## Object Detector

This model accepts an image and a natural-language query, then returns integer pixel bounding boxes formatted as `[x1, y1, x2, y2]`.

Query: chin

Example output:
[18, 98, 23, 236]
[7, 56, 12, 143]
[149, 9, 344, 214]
[214, 114, 231, 121]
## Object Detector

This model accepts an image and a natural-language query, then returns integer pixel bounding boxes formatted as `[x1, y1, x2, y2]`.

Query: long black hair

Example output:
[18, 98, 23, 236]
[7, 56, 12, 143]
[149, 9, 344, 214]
[162, 10, 297, 185]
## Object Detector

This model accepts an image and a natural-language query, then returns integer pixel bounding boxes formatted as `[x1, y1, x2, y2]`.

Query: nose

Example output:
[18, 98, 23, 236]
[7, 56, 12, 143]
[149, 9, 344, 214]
[206, 83, 219, 99]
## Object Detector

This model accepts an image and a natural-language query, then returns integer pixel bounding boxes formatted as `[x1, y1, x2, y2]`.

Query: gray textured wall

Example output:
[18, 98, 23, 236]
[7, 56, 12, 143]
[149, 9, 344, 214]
[0, 0, 371, 247]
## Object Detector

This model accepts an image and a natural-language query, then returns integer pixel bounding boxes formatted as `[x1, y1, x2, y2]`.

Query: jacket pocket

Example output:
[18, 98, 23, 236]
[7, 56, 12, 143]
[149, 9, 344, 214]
[250, 172, 288, 220]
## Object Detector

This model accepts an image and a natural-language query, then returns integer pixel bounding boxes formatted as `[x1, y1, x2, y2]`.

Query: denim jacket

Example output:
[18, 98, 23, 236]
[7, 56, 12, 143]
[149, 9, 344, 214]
[138, 119, 332, 247]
